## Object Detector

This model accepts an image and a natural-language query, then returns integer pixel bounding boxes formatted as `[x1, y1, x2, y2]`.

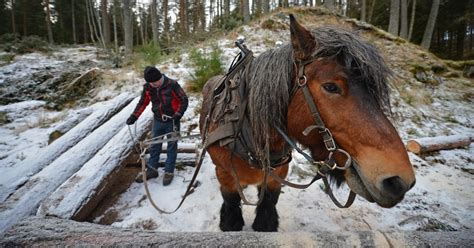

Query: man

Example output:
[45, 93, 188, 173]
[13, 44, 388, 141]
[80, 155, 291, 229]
[127, 66, 188, 186]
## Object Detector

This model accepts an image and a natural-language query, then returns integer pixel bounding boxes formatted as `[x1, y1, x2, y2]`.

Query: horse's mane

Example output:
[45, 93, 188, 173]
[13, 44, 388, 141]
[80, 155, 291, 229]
[245, 27, 391, 165]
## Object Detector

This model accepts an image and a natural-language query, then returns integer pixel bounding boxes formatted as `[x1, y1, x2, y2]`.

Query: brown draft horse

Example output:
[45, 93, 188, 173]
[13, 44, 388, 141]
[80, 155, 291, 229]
[199, 15, 416, 232]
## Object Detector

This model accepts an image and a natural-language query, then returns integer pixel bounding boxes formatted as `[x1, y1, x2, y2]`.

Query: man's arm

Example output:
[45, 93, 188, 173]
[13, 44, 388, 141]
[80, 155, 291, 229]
[171, 82, 188, 118]
[133, 85, 151, 118]
[127, 85, 150, 125]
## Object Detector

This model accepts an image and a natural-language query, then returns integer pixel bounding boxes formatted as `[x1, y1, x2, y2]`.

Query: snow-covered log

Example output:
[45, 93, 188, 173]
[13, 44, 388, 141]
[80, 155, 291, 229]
[406, 134, 472, 154]
[0, 97, 142, 234]
[48, 108, 93, 144]
[37, 106, 153, 220]
[2, 217, 473, 247]
[0, 93, 134, 203]
[161, 142, 197, 153]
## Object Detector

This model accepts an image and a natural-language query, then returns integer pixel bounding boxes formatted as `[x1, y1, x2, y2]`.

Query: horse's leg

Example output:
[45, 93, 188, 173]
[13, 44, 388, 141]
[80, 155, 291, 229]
[252, 165, 288, 232]
[252, 185, 281, 232]
[219, 188, 245, 231]
[216, 165, 245, 231]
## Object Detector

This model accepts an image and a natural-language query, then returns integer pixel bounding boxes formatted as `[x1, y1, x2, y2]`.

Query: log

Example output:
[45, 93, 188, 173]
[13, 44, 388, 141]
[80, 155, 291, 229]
[2, 217, 474, 247]
[48, 107, 93, 144]
[0, 93, 134, 203]
[37, 106, 153, 220]
[0, 97, 141, 234]
[406, 134, 472, 154]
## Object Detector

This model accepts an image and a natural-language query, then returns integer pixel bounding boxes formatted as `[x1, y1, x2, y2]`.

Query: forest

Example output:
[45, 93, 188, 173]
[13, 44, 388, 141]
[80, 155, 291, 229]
[0, 0, 472, 61]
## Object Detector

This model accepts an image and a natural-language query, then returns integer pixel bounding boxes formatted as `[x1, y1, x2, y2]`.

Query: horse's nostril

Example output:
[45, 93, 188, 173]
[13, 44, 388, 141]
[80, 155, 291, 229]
[382, 176, 407, 198]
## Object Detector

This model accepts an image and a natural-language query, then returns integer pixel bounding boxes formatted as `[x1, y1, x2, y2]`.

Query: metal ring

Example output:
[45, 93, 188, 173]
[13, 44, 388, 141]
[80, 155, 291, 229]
[335, 148, 352, 170]
[297, 75, 307, 87]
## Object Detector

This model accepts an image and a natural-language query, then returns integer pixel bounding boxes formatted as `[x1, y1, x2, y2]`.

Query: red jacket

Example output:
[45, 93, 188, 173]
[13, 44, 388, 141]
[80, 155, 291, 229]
[133, 76, 188, 121]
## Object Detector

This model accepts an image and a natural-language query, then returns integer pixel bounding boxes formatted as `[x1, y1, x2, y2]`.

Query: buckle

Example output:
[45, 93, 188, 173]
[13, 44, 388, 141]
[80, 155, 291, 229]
[162, 114, 172, 122]
[320, 128, 336, 151]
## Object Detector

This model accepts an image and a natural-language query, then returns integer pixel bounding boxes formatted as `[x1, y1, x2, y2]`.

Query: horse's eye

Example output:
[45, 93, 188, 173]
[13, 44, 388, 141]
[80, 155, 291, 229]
[322, 83, 342, 94]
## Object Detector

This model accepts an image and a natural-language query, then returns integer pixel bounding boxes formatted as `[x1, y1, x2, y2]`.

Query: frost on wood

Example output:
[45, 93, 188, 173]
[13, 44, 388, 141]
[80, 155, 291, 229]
[0, 93, 134, 203]
[406, 134, 472, 154]
[0, 97, 140, 234]
[37, 105, 153, 220]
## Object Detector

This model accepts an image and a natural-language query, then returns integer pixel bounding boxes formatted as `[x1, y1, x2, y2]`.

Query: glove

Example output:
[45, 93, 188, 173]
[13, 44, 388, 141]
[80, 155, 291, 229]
[126, 115, 138, 125]
[172, 113, 182, 120]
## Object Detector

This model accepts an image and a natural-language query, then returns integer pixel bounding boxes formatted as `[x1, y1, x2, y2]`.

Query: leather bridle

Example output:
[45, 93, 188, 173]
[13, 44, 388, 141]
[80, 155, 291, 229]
[269, 58, 358, 208]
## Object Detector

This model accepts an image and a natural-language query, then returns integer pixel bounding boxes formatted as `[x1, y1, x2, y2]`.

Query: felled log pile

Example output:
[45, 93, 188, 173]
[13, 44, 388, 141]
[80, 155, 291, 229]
[0, 94, 144, 234]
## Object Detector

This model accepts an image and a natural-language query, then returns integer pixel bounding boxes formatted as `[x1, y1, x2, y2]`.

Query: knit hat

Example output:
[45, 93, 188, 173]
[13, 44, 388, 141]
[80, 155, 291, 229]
[144, 66, 162, 82]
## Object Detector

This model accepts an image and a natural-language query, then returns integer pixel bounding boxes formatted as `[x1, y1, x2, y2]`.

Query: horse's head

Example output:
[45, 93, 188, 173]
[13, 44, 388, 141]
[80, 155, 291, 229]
[286, 15, 415, 207]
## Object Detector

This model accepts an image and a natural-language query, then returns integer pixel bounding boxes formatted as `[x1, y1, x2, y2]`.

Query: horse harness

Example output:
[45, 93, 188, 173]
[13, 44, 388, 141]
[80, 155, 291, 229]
[202, 46, 357, 208]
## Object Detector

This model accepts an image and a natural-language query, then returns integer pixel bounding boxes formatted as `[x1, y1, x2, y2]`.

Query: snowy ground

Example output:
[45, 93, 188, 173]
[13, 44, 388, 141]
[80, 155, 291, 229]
[0, 12, 473, 235]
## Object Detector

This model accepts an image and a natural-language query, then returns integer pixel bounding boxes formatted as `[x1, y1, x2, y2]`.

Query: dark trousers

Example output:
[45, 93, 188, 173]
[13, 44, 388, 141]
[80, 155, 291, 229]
[148, 118, 179, 173]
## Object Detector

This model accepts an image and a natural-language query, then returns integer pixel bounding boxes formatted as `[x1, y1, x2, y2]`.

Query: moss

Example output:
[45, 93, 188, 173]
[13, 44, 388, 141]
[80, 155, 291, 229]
[431, 64, 448, 74]
[261, 19, 286, 30]
[462, 92, 474, 102]
[444, 60, 474, 70]
[409, 62, 431, 74]
[0, 53, 15, 64]
[444, 71, 461, 78]
[0, 112, 10, 125]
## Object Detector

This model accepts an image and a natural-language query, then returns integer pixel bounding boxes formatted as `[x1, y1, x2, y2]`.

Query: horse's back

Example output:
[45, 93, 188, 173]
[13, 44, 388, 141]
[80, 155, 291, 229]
[199, 75, 224, 135]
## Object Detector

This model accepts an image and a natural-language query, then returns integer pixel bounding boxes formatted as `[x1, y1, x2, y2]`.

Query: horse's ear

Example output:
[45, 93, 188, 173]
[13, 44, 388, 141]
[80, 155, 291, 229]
[289, 14, 316, 61]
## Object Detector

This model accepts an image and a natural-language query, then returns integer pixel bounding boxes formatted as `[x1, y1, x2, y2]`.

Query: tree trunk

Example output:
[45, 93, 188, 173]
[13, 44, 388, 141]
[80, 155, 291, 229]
[456, 20, 466, 59]
[263, 0, 270, 13]
[101, 0, 111, 45]
[93, 0, 106, 48]
[224, 0, 230, 16]
[315, 0, 321, 6]
[406, 135, 472, 154]
[10, 0, 16, 34]
[72, 0, 77, 44]
[22, 0, 27, 36]
[361, 0, 367, 22]
[45, 0, 54, 44]
[179, 0, 187, 37]
[421, 0, 440, 50]
[151, 0, 159, 44]
[122, 0, 133, 56]
[113, 0, 118, 52]
[388, 0, 400, 36]
[324, 0, 335, 10]
[139, 8, 145, 45]
[243, 0, 250, 23]
[407, 0, 416, 41]
[86, 0, 96, 45]
[200, 0, 205, 31]
[368, 0, 376, 23]
[399, 0, 408, 38]
[163, 0, 169, 44]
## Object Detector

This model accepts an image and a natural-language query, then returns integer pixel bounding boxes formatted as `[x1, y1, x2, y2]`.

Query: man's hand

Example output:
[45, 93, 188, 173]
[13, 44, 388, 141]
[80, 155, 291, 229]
[172, 113, 182, 120]
[126, 115, 138, 125]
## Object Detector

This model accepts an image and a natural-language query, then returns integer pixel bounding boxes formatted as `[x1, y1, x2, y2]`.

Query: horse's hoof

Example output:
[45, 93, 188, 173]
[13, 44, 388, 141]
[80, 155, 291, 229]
[251, 219, 278, 232]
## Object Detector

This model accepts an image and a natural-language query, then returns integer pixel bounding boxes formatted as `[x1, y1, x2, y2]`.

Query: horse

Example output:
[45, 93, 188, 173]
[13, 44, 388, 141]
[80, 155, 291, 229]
[199, 14, 416, 232]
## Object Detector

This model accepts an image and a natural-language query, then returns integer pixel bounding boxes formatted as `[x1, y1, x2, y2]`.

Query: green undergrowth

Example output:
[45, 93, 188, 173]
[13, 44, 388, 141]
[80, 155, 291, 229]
[187, 45, 224, 92]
